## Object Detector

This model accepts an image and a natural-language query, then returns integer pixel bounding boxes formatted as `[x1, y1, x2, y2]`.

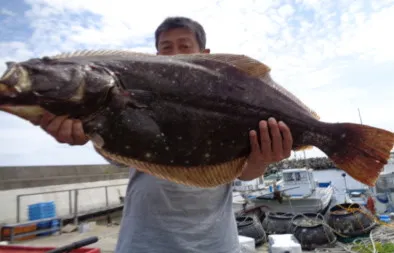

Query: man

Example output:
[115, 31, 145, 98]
[38, 17, 293, 253]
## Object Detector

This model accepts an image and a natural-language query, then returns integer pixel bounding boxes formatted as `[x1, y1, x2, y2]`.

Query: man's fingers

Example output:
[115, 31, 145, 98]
[34, 111, 88, 146]
[45, 116, 68, 140]
[72, 121, 89, 145]
[57, 119, 74, 144]
[39, 112, 56, 130]
[259, 120, 271, 157]
[249, 130, 260, 153]
[279, 121, 293, 157]
[268, 118, 283, 159]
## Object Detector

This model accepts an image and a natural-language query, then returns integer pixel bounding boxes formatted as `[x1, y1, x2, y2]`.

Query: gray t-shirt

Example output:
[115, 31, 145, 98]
[115, 168, 241, 253]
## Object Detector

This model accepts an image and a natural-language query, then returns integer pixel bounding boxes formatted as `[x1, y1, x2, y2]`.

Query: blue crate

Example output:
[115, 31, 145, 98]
[28, 201, 56, 221]
[37, 219, 60, 236]
[36, 220, 52, 229]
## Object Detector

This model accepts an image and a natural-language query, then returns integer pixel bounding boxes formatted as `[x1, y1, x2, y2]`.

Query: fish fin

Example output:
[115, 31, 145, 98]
[93, 145, 247, 188]
[176, 53, 321, 120]
[49, 49, 153, 60]
[293, 145, 314, 151]
[0, 105, 46, 124]
[111, 89, 154, 109]
[322, 123, 394, 186]
[175, 53, 271, 78]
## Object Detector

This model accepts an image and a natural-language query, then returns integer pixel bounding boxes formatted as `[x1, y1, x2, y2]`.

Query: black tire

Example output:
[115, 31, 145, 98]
[236, 214, 267, 245]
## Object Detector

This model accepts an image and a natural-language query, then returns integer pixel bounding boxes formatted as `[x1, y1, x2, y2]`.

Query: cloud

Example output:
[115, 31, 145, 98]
[0, 8, 16, 17]
[0, 0, 393, 165]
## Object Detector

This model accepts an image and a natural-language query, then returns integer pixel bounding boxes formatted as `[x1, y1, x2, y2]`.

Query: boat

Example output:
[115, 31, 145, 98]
[233, 168, 334, 214]
[262, 172, 283, 187]
[232, 171, 284, 214]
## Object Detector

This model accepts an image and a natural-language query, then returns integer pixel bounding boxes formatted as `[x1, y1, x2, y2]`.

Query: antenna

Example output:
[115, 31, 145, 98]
[342, 173, 349, 203]
[303, 150, 308, 167]
[357, 108, 363, 124]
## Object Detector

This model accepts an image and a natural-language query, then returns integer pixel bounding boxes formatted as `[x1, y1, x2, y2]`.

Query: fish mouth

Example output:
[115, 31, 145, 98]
[0, 83, 19, 99]
[0, 64, 34, 108]
[0, 65, 43, 123]
[0, 64, 31, 100]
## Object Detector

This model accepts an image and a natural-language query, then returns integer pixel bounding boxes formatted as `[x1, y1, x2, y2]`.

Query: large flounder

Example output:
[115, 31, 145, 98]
[0, 50, 393, 188]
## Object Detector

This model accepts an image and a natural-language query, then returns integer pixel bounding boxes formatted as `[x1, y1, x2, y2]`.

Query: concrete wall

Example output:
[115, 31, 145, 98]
[0, 178, 129, 224]
[0, 164, 130, 190]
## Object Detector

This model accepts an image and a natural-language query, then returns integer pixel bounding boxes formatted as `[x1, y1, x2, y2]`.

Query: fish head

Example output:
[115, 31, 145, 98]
[0, 57, 115, 119]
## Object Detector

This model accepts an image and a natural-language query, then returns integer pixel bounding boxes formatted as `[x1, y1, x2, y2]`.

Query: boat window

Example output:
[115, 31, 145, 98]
[376, 175, 394, 192]
[233, 180, 242, 186]
[284, 172, 294, 182]
[298, 172, 308, 181]
[283, 171, 308, 182]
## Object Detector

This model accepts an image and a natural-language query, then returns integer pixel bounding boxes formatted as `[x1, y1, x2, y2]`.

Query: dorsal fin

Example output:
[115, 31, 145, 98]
[49, 49, 154, 60]
[174, 53, 320, 120]
[173, 53, 272, 77]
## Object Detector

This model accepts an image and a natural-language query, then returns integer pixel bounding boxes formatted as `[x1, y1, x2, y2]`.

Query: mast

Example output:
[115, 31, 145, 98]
[358, 108, 363, 125]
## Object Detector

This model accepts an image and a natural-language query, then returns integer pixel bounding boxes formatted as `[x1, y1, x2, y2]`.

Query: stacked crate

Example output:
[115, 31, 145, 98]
[28, 201, 59, 236]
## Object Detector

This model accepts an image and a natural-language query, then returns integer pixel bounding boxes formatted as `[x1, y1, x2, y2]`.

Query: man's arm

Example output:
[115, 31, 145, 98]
[238, 117, 293, 181]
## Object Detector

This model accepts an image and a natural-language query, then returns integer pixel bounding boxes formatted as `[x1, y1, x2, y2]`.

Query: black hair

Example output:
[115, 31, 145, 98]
[154, 16, 207, 50]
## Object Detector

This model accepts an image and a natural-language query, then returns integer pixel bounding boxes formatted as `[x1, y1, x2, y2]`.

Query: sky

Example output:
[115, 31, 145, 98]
[0, 0, 393, 166]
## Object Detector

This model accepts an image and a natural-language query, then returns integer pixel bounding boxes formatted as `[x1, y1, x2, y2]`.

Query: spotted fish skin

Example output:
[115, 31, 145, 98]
[74, 54, 318, 167]
[0, 50, 393, 188]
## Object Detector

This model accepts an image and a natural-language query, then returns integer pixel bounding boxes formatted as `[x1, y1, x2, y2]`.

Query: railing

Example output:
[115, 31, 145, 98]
[1, 172, 130, 191]
[16, 183, 128, 223]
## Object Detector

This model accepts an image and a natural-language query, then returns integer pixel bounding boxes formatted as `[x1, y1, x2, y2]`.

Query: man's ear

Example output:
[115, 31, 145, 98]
[202, 48, 211, 54]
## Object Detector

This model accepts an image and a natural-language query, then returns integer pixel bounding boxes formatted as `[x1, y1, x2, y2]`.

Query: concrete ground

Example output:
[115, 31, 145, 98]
[10, 222, 268, 253]
[11, 224, 120, 253]
[8, 217, 394, 253]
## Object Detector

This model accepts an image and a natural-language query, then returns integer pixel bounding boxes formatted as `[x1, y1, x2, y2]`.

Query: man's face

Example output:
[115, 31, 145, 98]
[156, 27, 210, 55]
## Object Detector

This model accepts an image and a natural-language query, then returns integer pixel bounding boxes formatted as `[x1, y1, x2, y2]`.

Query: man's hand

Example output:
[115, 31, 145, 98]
[37, 111, 89, 145]
[238, 117, 293, 181]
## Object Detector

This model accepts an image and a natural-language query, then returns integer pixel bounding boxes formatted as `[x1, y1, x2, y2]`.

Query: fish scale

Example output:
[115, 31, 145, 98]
[0, 50, 393, 188]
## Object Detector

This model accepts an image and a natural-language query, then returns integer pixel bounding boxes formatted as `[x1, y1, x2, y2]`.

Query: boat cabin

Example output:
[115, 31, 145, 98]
[281, 168, 316, 197]
[375, 171, 394, 193]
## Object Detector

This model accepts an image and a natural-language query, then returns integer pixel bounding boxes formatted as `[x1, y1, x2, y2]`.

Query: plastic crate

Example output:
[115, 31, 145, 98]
[28, 202, 56, 221]
[0, 246, 100, 253]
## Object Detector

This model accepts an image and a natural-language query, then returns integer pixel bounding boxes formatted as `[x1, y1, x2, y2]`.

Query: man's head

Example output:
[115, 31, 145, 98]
[155, 16, 210, 55]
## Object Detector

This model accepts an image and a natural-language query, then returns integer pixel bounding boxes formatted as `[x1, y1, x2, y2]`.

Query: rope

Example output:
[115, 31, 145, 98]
[369, 230, 376, 253]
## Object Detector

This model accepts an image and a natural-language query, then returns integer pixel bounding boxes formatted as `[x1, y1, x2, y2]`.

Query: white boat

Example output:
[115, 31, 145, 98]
[233, 168, 334, 214]
[262, 172, 283, 186]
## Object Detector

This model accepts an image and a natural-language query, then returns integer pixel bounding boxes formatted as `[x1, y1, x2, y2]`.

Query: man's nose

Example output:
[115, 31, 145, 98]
[170, 49, 181, 55]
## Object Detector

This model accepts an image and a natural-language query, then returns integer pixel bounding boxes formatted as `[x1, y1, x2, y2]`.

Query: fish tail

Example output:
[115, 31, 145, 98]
[320, 123, 394, 186]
